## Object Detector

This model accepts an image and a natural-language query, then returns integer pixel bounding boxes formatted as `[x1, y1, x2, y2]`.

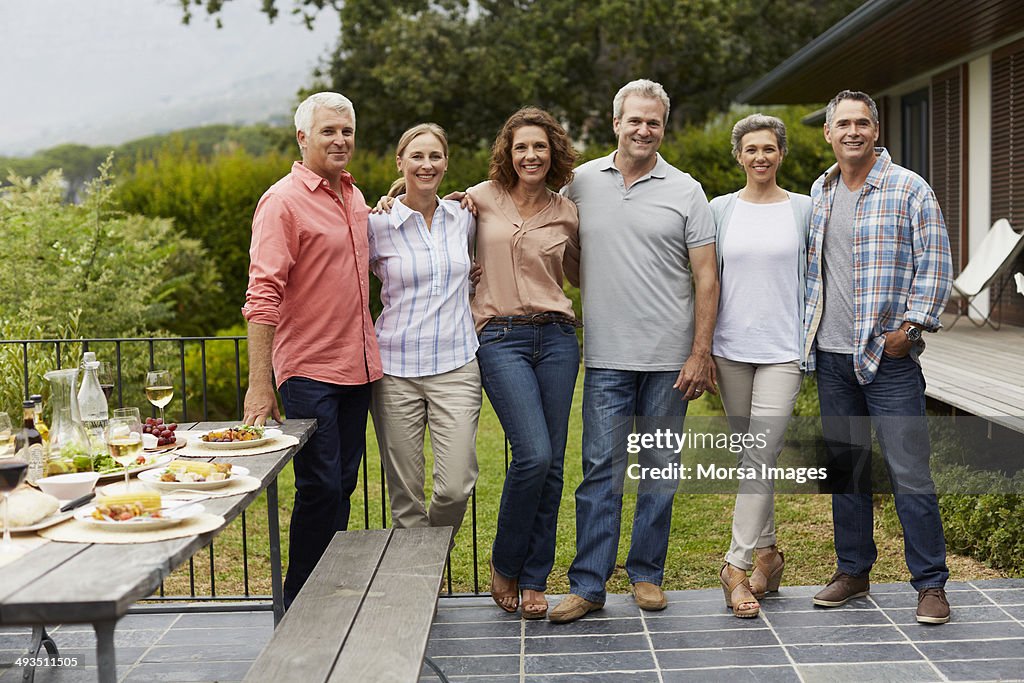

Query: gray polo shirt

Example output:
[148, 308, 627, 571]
[564, 152, 716, 371]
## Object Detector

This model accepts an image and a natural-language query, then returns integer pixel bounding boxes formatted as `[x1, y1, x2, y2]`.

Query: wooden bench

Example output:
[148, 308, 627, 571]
[243, 526, 453, 683]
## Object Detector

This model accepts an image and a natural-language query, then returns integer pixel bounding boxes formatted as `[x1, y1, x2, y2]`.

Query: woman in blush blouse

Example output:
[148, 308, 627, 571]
[469, 107, 581, 620]
[367, 123, 481, 544]
[710, 114, 811, 619]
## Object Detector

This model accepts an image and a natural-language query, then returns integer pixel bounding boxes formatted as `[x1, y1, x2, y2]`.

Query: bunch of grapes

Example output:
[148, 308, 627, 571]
[144, 417, 178, 446]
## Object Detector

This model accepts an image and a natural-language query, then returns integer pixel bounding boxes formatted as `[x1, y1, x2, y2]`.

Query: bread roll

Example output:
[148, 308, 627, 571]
[1, 486, 59, 528]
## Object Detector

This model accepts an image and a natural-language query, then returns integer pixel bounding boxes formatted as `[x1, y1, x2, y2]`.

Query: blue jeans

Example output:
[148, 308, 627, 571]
[279, 377, 371, 607]
[816, 351, 948, 590]
[567, 368, 687, 603]
[477, 321, 579, 591]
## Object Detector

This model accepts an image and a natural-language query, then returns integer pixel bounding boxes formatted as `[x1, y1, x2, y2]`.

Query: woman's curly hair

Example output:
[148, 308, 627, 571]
[488, 107, 578, 191]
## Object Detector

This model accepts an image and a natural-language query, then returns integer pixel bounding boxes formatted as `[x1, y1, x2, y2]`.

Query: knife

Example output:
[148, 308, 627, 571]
[60, 491, 96, 512]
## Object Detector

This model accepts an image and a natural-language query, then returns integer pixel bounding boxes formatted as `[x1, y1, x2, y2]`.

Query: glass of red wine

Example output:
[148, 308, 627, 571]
[97, 361, 115, 401]
[0, 459, 29, 551]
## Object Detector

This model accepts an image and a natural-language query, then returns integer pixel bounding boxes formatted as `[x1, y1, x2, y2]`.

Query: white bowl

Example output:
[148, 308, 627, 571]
[36, 471, 100, 500]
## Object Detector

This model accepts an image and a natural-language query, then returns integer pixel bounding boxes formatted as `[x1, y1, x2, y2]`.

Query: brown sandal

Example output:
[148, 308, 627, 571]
[489, 559, 519, 613]
[720, 563, 760, 618]
[521, 589, 548, 620]
[750, 546, 785, 599]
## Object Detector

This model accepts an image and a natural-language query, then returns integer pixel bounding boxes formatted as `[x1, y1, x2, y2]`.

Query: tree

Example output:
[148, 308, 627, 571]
[0, 157, 222, 338]
[179, 0, 862, 151]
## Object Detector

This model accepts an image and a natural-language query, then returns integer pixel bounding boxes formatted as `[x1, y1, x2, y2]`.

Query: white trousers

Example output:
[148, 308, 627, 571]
[714, 356, 802, 570]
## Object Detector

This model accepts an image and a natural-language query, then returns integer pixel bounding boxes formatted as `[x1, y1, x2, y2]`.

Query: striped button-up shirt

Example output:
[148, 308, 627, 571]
[368, 197, 478, 378]
[803, 148, 952, 384]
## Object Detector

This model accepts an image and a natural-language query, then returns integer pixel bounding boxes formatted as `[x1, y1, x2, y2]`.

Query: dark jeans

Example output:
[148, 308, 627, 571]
[477, 321, 579, 591]
[279, 377, 371, 607]
[816, 350, 948, 590]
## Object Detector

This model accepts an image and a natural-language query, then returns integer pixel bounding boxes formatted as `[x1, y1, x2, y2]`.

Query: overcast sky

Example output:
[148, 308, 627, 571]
[0, 0, 339, 156]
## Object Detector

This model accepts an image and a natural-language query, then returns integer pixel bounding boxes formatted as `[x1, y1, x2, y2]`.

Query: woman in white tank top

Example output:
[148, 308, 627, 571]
[708, 114, 811, 619]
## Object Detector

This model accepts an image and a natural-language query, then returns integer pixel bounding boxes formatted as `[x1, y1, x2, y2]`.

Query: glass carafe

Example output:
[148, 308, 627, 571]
[44, 369, 95, 474]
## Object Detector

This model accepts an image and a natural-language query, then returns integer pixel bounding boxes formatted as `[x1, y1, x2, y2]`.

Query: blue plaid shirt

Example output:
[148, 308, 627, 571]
[803, 148, 952, 384]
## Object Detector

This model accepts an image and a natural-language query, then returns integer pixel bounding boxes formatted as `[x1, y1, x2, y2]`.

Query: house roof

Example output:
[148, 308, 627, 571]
[738, 0, 1024, 104]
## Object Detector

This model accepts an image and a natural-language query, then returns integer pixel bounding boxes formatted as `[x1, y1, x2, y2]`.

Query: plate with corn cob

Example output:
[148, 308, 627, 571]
[74, 490, 204, 530]
[137, 460, 248, 491]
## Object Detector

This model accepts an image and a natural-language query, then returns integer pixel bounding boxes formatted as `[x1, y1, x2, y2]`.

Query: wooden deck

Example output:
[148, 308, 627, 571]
[920, 318, 1024, 434]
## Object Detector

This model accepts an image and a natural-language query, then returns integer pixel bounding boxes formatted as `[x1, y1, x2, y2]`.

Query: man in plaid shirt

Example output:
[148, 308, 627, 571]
[804, 90, 953, 624]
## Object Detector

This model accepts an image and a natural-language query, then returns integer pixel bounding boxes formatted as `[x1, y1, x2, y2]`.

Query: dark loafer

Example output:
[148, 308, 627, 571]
[916, 587, 951, 624]
[813, 571, 870, 607]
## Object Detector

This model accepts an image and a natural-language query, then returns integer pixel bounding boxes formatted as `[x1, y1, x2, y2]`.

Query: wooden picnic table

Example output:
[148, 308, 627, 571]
[0, 418, 314, 683]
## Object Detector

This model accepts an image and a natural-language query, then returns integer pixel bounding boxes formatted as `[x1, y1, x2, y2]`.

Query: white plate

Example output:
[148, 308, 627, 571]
[74, 502, 205, 531]
[194, 428, 282, 450]
[96, 453, 175, 483]
[137, 465, 249, 491]
[144, 435, 188, 453]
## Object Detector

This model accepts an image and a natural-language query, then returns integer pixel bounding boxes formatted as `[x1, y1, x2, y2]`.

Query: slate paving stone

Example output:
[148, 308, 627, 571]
[103, 613, 179, 631]
[650, 627, 778, 650]
[443, 677, 519, 683]
[656, 645, 790, 669]
[916, 637, 1024, 661]
[525, 617, 643, 636]
[525, 649, 656, 674]
[157, 625, 274, 647]
[883, 604, 1012, 625]
[525, 673, 661, 683]
[772, 595, 871, 611]
[660, 666, 801, 683]
[665, 588, 722, 603]
[421, 654, 520, 677]
[645, 614, 767, 633]
[763, 607, 889, 627]
[3, 646, 147, 668]
[774, 624, 907, 645]
[141, 640, 268, 664]
[427, 636, 521, 657]
[795, 662, 941, 683]
[431, 620, 522, 639]
[902, 619, 1024, 641]
[982, 588, 1024, 605]
[1, 663, 136, 683]
[933, 657, 1024, 681]
[123, 660, 254, 682]
[36, 629, 164, 649]
[524, 633, 648, 654]
[973, 578, 1024, 589]
[1004, 605, 1024, 620]
[433, 605, 523, 623]
[785, 642, 924, 664]
[173, 611, 274, 629]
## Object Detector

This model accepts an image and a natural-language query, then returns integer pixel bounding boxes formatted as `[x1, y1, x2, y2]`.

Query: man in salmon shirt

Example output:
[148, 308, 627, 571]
[242, 92, 382, 608]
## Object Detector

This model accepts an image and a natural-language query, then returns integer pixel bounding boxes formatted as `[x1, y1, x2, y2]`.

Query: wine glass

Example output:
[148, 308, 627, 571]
[145, 371, 174, 422]
[0, 412, 12, 457]
[105, 415, 143, 492]
[97, 362, 115, 402]
[0, 459, 29, 552]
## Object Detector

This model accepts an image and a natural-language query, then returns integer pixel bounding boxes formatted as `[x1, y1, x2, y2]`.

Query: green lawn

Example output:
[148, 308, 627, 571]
[164, 366, 1005, 598]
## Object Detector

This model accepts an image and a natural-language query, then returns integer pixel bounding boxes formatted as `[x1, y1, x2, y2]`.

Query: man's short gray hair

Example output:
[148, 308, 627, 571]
[294, 92, 356, 136]
[730, 113, 788, 157]
[825, 90, 878, 127]
[613, 79, 671, 124]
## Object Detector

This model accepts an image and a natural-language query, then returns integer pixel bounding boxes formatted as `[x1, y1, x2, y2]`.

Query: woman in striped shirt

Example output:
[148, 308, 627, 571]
[367, 123, 481, 543]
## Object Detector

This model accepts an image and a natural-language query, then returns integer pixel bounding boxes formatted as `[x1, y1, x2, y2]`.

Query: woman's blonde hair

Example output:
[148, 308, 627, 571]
[387, 123, 449, 198]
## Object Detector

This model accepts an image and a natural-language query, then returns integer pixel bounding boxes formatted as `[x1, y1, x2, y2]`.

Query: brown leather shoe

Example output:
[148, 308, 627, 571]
[750, 546, 785, 599]
[813, 571, 870, 607]
[916, 587, 950, 624]
[632, 582, 668, 611]
[548, 594, 604, 624]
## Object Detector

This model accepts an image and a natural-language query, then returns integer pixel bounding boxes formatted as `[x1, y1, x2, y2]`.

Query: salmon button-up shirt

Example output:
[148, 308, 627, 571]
[243, 161, 382, 387]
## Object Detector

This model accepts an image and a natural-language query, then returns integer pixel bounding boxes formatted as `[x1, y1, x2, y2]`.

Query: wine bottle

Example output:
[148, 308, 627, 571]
[14, 400, 44, 484]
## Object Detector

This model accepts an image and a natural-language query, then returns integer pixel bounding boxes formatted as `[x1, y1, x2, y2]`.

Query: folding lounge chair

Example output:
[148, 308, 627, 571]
[947, 218, 1024, 329]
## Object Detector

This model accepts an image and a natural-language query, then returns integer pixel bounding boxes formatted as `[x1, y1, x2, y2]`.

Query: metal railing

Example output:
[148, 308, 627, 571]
[1, 336, 495, 604]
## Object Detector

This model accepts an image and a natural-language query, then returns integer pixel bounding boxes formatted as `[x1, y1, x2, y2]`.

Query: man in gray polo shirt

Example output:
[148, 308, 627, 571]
[549, 79, 720, 623]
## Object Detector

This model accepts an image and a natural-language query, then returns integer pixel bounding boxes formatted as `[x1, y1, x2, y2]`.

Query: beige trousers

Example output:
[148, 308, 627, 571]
[714, 356, 803, 570]
[370, 359, 482, 539]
